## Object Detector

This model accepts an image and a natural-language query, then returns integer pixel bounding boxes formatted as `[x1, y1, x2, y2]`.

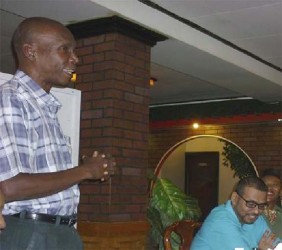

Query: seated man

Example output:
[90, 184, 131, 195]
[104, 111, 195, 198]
[261, 168, 282, 238]
[191, 176, 281, 250]
[0, 189, 6, 231]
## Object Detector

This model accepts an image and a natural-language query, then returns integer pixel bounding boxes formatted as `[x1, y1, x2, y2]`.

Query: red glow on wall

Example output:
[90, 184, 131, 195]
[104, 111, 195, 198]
[150, 113, 282, 129]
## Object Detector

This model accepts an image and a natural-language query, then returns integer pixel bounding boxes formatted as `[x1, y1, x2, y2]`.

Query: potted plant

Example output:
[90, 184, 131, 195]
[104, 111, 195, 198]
[147, 176, 201, 250]
[220, 139, 257, 179]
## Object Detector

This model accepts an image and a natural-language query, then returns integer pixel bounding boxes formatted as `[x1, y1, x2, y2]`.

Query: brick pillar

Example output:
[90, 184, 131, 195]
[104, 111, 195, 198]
[68, 17, 166, 224]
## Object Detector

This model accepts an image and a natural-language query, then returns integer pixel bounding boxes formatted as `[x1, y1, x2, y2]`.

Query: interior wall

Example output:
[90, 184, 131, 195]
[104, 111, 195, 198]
[149, 123, 281, 180]
[160, 143, 186, 190]
[159, 136, 240, 204]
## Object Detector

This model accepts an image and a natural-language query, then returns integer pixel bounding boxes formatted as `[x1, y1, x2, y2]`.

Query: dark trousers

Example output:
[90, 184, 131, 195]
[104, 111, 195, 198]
[0, 215, 83, 250]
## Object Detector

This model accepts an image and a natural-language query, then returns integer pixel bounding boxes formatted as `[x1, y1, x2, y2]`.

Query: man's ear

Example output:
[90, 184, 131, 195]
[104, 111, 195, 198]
[231, 191, 238, 205]
[22, 43, 36, 61]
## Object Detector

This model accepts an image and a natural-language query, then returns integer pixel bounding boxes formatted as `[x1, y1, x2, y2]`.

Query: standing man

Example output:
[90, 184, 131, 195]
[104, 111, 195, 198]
[261, 168, 282, 238]
[0, 17, 115, 249]
[191, 176, 281, 250]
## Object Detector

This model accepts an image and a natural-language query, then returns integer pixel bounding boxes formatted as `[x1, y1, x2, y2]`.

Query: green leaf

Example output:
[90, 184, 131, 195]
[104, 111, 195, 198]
[152, 178, 201, 221]
[147, 177, 201, 249]
[219, 139, 257, 179]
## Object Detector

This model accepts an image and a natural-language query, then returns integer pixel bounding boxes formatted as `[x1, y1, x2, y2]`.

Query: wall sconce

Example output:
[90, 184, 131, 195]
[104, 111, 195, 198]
[150, 77, 157, 86]
[71, 72, 77, 82]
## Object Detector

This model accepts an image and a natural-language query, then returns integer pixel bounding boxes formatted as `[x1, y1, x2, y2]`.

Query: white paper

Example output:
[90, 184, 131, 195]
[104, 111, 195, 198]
[274, 243, 282, 250]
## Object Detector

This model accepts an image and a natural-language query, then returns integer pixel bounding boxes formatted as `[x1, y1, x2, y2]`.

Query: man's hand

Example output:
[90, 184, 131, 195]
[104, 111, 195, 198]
[258, 230, 277, 250]
[81, 151, 116, 182]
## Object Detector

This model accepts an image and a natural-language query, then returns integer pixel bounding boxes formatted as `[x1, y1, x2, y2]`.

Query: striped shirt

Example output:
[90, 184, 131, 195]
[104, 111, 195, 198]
[0, 71, 79, 216]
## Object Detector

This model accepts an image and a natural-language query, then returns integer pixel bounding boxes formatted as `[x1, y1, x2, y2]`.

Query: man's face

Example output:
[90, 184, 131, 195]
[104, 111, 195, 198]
[231, 186, 267, 224]
[31, 25, 78, 91]
[262, 175, 281, 205]
[0, 191, 6, 230]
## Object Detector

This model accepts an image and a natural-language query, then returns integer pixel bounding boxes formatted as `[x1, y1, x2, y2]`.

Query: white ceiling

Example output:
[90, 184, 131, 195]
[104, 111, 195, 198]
[0, 0, 281, 105]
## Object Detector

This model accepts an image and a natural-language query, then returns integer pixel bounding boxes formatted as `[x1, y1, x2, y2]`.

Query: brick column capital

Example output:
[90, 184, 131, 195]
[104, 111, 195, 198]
[67, 15, 167, 46]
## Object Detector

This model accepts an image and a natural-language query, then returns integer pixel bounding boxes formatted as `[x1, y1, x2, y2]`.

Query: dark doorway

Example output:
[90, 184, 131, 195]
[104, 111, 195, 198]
[185, 152, 219, 221]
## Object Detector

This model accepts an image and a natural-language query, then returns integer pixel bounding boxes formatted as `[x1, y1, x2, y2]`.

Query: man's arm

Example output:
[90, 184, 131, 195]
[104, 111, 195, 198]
[0, 87, 115, 203]
[0, 151, 115, 203]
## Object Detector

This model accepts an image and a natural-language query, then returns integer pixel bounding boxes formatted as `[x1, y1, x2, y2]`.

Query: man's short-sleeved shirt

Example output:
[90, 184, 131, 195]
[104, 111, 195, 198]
[0, 71, 79, 216]
[191, 200, 277, 250]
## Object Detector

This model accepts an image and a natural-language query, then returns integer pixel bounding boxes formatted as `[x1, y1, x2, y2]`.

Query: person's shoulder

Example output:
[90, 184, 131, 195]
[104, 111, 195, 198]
[276, 205, 282, 213]
[0, 72, 13, 84]
[0, 76, 25, 109]
[210, 201, 230, 215]
[0, 82, 21, 104]
[0, 75, 20, 91]
[202, 202, 231, 226]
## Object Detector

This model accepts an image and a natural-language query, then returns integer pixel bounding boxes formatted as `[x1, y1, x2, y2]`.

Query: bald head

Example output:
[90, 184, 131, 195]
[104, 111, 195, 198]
[11, 17, 78, 92]
[12, 17, 72, 64]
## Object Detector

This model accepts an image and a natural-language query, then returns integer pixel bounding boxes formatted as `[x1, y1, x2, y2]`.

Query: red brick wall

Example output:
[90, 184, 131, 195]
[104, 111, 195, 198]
[75, 33, 151, 222]
[149, 122, 282, 176]
[71, 29, 281, 223]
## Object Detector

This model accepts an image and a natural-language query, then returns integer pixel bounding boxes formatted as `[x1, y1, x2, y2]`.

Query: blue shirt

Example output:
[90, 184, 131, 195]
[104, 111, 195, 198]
[191, 200, 280, 250]
[0, 71, 79, 216]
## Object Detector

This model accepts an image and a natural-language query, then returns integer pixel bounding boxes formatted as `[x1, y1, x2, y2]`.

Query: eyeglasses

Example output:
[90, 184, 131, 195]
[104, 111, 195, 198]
[236, 192, 268, 210]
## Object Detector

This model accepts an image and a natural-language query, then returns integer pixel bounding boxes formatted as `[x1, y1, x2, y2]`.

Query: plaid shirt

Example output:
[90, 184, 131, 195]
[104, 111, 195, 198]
[0, 71, 79, 216]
